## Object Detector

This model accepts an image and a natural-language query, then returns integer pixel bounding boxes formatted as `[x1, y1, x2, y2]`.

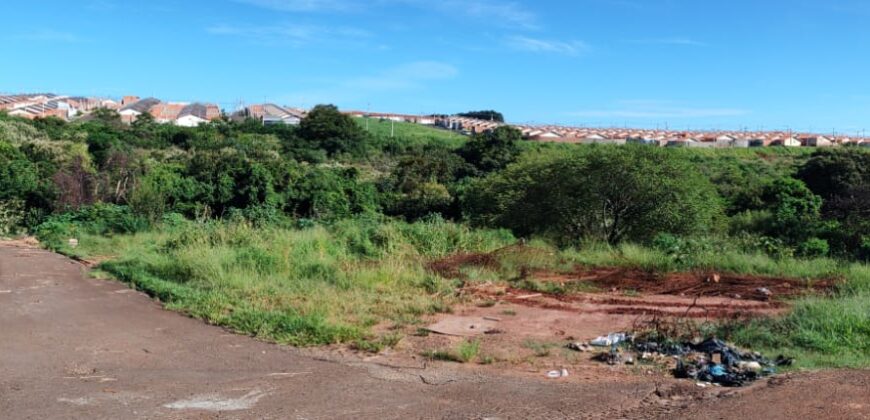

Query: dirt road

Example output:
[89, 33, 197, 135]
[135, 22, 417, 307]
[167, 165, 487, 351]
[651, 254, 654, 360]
[1, 243, 867, 419]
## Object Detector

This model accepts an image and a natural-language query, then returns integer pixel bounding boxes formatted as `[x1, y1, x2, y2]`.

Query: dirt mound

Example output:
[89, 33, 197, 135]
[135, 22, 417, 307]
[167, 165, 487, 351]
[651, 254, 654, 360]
[427, 252, 500, 279]
[536, 267, 839, 302]
[427, 244, 552, 279]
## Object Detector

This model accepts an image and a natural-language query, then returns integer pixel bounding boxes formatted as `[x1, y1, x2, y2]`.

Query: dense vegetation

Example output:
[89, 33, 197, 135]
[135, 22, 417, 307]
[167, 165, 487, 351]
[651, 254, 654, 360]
[0, 107, 867, 367]
[457, 110, 505, 122]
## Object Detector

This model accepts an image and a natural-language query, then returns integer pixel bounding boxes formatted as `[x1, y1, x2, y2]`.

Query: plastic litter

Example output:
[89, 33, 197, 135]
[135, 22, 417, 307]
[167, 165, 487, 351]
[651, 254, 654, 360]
[567, 342, 593, 352]
[709, 365, 726, 377]
[547, 369, 569, 379]
[596, 334, 791, 388]
[590, 333, 627, 347]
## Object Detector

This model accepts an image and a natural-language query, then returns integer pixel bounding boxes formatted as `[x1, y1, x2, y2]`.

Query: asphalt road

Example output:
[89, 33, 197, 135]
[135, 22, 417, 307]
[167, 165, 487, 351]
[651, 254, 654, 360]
[1, 242, 867, 419]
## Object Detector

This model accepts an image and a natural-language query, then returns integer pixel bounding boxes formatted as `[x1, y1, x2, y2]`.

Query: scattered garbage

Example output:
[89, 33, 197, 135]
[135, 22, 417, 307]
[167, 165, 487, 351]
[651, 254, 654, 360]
[547, 369, 569, 379]
[660, 338, 786, 387]
[567, 342, 594, 352]
[590, 332, 628, 347]
[757, 287, 772, 296]
[68, 238, 79, 248]
[587, 332, 791, 388]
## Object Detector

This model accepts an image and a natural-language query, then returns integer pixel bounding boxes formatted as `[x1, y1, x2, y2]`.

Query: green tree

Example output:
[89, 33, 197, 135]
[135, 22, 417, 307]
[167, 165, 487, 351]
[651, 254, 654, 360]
[298, 105, 369, 156]
[90, 108, 124, 129]
[465, 146, 723, 244]
[0, 142, 40, 201]
[458, 126, 521, 173]
[797, 150, 870, 200]
[760, 178, 826, 250]
[457, 110, 505, 122]
[382, 148, 473, 220]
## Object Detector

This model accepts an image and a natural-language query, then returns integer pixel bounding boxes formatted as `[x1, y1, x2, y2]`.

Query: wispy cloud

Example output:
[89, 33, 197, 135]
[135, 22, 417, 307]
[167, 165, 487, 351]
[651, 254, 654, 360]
[505, 36, 589, 56]
[424, 0, 537, 29]
[234, 0, 538, 28]
[279, 60, 459, 105]
[207, 23, 370, 46]
[346, 61, 458, 91]
[569, 100, 748, 119]
[232, 0, 358, 12]
[626, 37, 708, 47]
[8, 30, 84, 43]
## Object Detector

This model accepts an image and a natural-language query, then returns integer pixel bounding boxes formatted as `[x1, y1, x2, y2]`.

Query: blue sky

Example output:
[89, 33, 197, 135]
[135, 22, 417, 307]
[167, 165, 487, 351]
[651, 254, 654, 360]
[2, 0, 870, 131]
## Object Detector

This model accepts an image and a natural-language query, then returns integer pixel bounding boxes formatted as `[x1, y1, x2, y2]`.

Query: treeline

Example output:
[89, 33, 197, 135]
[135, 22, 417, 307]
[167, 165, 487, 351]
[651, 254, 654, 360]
[1, 105, 869, 260]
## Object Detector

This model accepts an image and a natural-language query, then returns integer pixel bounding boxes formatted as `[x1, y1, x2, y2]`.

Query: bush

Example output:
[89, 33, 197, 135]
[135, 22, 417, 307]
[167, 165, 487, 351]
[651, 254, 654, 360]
[798, 237, 830, 258]
[0, 199, 25, 236]
[35, 204, 150, 249]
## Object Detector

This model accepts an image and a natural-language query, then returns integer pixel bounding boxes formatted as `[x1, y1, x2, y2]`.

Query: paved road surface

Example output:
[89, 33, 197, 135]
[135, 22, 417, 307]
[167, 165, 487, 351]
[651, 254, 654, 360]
[1, 243, 867, 419]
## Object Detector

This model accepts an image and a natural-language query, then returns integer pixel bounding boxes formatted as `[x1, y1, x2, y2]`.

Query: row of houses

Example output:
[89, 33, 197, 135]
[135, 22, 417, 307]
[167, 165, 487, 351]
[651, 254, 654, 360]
[117, 96, 222, 127]
[1, 93, 315, 128]
[237, 104, 307, 126]
[0, 93, 109, 120]
[345, 111, 438, 126]
[436, 116, 870, 148]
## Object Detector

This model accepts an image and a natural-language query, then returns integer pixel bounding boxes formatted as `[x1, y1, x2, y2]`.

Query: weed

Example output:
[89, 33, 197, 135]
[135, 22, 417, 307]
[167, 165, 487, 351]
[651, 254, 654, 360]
[523, 340, 552, 357]
[479, 355, 496, 365]
[476, 299, 497, 308]
[457, 339, 481, 363]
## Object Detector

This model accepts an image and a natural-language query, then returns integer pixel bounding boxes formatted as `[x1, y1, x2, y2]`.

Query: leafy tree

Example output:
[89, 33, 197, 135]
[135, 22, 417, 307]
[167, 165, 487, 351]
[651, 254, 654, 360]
[31, 117, 68, 140]
[465, 146, 723, 244]
[0, 142, 39, 198]
[90, 108, 124, 129]
[457, 110, 504, 122]
[796, 150, 870, 258]
[131, 111, 158, 141]
[760, 178, 825, 249]
[797, 150, 870, 200]
[381, 148, 474, 220]
[298, 105, 369, 156]
[285, 167, 378, 221]
[458, 126, 521, 173]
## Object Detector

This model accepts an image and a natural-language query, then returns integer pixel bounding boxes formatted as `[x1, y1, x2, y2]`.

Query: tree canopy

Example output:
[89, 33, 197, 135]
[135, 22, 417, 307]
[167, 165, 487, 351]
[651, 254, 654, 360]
[457, 110, 504, 122]
[465, 146, 724, 244]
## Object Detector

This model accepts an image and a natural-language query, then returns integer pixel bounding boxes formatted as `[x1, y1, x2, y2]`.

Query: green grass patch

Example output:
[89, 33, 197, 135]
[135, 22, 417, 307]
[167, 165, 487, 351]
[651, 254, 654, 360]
[65, 218, 515, 347]
[359, 118, 466, 149]
[423, 339, 481, 363]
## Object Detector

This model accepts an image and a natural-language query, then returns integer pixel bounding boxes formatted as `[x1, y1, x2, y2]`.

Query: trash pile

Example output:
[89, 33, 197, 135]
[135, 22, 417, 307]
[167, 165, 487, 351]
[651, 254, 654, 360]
[570, 333, 794, 388]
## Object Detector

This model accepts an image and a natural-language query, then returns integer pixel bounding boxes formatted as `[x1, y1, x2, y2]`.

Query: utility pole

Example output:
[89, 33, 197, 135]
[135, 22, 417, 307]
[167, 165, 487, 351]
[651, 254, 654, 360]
[391, 119, 395, 138]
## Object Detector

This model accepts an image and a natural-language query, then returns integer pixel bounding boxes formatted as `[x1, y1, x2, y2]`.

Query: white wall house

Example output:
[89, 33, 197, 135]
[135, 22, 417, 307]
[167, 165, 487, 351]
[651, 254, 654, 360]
[176, 114, 208, 127]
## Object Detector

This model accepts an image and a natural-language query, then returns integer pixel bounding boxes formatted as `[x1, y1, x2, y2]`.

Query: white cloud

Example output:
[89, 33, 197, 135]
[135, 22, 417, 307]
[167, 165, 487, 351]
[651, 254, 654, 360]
[232, 0, 357, 12]
[234, 0, 538, 28]
[505, 36, 589, 55]
[207, 23, 370, 46]
[421, 0, 537, 29]
[627, 37, 708, 47]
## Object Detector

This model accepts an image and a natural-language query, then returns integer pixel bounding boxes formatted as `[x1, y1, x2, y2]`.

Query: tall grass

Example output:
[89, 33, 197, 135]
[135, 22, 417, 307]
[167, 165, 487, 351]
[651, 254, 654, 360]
[71, 218, 514, 346]
[57, 219, 869, 367]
